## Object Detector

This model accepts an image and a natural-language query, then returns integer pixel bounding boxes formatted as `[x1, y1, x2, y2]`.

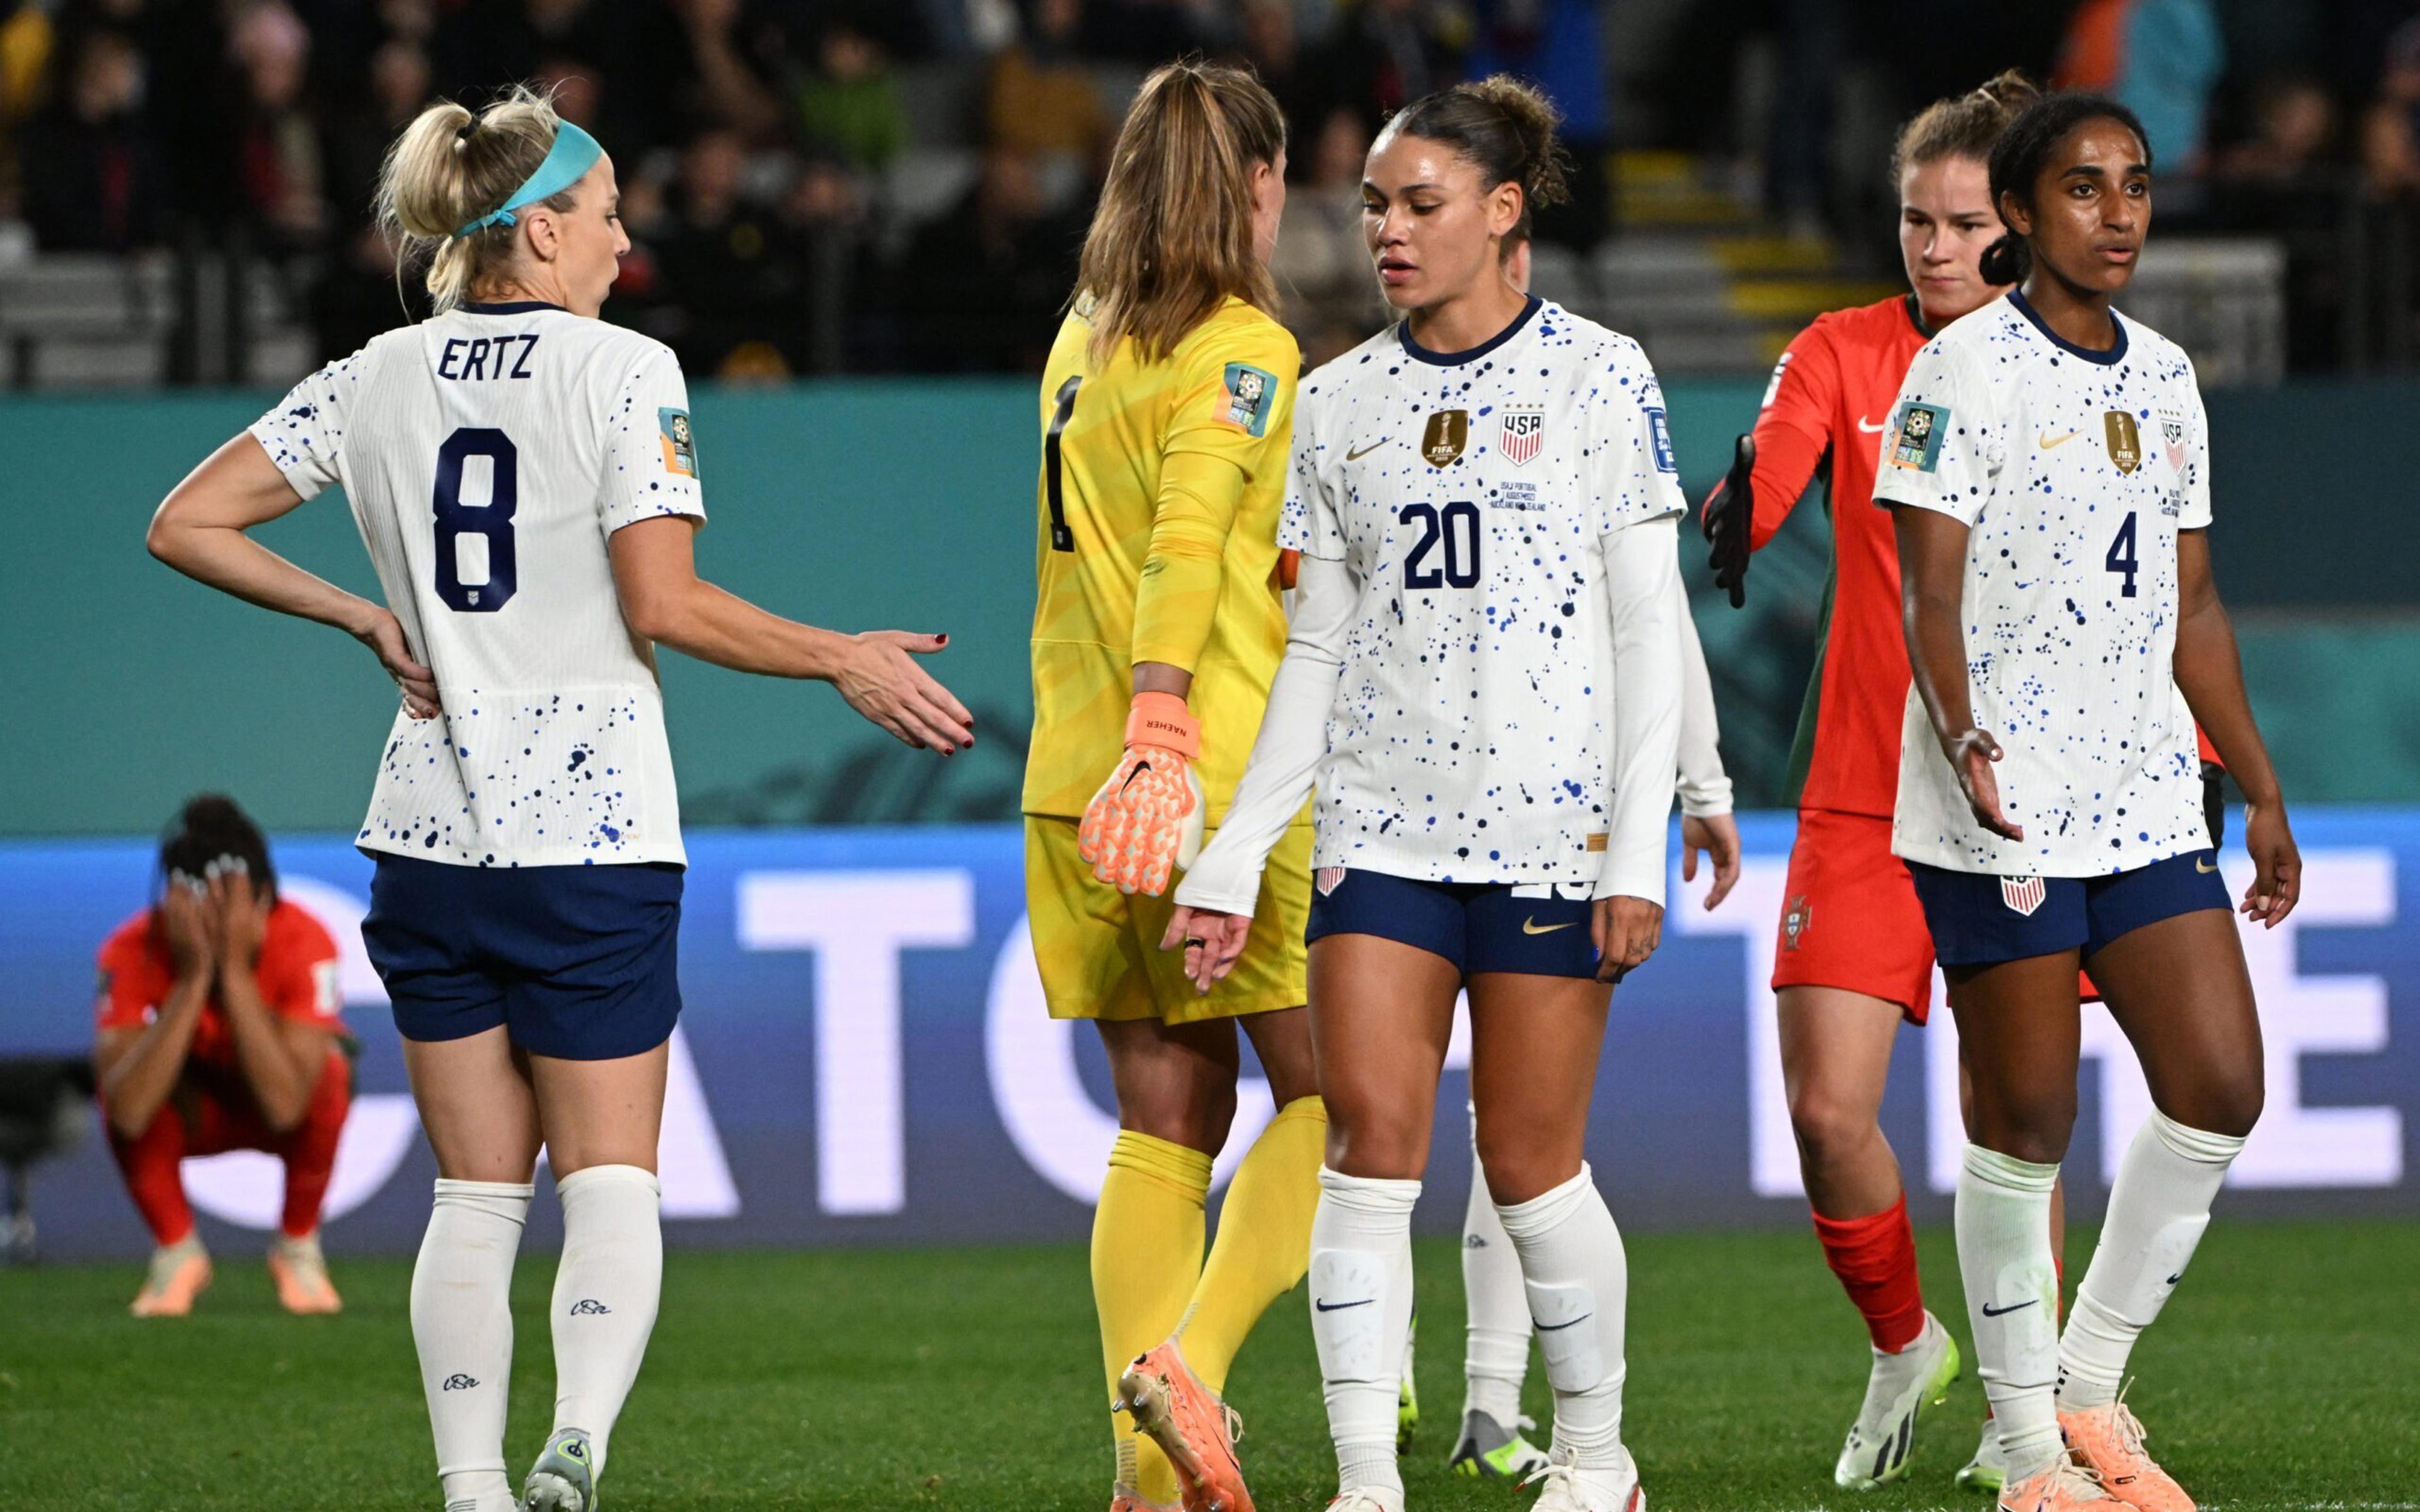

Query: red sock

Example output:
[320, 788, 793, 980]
[106, 1102, 196, 1247]
[274, 1053, 350, 1239]
[1811, 1192, 1927, 1353]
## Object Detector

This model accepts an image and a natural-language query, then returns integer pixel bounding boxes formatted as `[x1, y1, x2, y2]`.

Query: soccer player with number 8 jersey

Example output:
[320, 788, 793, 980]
[146, 85, 971, 1512]
[1879, 91, 2300, 1512]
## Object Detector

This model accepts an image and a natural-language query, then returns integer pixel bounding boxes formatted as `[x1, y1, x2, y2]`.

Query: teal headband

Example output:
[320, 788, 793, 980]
[452, 121, 604, 238]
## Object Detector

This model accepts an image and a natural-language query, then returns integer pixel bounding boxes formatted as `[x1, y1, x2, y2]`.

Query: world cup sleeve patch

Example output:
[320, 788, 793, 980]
[1221, 364, 1277, 437]
[658, 407, 698, 478]
[1645, 405, 1677, 473]
[1889, 401, 1948, 471]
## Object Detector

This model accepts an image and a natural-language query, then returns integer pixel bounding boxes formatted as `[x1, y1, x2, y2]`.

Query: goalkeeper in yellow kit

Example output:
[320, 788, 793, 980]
[1022, 59, 1325, 1512]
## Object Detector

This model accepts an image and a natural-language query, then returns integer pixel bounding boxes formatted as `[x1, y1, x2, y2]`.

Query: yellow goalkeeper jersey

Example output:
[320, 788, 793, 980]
[1022, 295, 1299, 824]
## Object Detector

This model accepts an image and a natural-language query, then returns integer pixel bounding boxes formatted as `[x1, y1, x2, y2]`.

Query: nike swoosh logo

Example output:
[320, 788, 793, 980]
[1535, 1313, 1592, 1331]
[2196, 857, 2218, 874]
[2165, 1273, 2183, 1285]
[2039, 430, 2083, 449]
[1119, 760, 1151, 794]
[1521, 918, 1578, 936]
[1980, 1298, 2038, 1317]
[1345, 438, 1391, 461]
[1857, 416, 1886, 433]
[1314, 1298, 1373, 1312]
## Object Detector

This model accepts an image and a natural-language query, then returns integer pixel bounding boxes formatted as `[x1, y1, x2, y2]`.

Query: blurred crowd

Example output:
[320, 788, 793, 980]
[2, 0, 2419, 375]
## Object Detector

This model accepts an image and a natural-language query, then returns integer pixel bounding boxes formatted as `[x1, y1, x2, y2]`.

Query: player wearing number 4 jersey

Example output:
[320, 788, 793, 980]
[147, 86, 968, 1512]
[1882, 92, 2298, 1512]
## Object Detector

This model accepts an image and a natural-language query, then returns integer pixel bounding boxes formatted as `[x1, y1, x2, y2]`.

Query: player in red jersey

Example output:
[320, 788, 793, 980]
[95, 796, 350, 1318]
[1702, 73, 2041, 1494]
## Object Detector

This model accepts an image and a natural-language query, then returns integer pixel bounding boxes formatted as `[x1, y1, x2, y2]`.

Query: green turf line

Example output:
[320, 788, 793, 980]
[1, 1219, 2409, 1511]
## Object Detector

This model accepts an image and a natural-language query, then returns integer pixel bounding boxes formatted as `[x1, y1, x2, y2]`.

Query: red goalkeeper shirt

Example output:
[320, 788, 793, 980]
[1741, 295, 1932, 819]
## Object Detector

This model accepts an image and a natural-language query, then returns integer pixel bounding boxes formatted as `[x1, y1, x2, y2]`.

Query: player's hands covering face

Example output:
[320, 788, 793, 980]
[1593, 895, 1662, 983]
[1162, 905, 1253, 995]
[160, 873, 215, 983]
[205, 860, 269, 973]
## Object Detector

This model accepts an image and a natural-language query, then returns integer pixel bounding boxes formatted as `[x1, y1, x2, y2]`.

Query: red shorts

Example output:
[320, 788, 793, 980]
[1771, 808, 1937, 1025]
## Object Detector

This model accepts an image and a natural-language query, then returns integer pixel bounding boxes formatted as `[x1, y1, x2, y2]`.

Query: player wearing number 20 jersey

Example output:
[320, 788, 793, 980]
[251, 304, 702, 868]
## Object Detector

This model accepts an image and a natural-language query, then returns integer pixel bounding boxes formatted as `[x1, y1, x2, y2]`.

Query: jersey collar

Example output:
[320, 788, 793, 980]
[1397, 294, 1542, 367]
[2007, 289, 2127, 366]
[459, 300, 568, 316]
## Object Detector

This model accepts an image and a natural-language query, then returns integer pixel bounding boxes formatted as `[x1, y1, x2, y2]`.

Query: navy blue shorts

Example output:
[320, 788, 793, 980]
[1305, 868, 1602, 978]
[1907, 849, 2230, 969]
[362, 853, 684, 1060]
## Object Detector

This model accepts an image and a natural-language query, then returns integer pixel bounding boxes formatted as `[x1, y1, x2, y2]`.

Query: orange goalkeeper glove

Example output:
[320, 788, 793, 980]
[1078, 691, 1206, 896]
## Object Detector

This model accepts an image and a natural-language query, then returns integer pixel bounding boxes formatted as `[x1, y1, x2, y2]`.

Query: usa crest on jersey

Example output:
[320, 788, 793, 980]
[1499, 407, 1545, 466]
[2000, 875, 2046, 916]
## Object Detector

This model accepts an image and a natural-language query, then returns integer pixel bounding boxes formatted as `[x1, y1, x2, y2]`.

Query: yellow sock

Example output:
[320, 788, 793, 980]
[1175, 1095, 1329, 1394]
[1094, 1129, 1213, 1503]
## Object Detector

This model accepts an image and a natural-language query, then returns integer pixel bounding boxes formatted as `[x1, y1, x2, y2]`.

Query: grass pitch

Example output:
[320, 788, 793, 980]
[1, 1218, 2409, 1511]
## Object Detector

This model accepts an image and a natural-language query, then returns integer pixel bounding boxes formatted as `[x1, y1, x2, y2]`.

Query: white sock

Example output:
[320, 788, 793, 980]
[1496, 1166, 1629, 1470]
[2058, 1111, 2244, 1412]
[550, 1164, 663, 1476]
[1310, 1166, 1420, 1498]
[1462, 1111, 1529, 1426]
[1957, 1144, 2063, 1482]
[411, 1179, 532, 1512]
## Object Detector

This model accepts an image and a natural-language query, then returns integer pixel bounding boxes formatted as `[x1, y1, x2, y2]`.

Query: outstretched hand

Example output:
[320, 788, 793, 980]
[836, 631, 975, 755]
[1161, 904, 1253, 995]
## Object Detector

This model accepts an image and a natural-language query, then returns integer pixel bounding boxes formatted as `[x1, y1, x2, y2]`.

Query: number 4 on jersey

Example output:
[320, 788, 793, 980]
[2106, 510, 2138, 599]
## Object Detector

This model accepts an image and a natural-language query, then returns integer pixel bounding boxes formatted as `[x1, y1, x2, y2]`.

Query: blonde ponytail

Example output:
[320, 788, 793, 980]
[374, 85, 576, 313]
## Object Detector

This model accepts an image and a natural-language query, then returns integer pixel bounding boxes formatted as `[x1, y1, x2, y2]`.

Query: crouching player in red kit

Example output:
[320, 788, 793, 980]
[96, 795, 350, 1317]
[1701, 74, 2040, 1492]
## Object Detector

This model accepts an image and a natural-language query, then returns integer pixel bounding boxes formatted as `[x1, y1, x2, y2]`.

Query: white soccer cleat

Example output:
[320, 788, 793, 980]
[1834, 1312, 1962, 1490]
[1325, 1489, 1405, 1512]
[522, 1427, 596, 1512]
[1957, 1416, 2008, 1494]
[1524, 1444, 1644, 1512]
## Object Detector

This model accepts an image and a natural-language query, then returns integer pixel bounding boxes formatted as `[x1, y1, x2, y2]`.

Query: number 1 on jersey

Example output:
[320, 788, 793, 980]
[2105, 510, 2139, 599]
[433, 427, 519, 613]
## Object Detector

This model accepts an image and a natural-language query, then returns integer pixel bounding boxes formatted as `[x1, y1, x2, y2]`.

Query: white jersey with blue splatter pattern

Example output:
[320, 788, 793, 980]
[248, 304, 704, 868]
[1279, 298, 1686, 888]
[1875, 292, 2211, 877]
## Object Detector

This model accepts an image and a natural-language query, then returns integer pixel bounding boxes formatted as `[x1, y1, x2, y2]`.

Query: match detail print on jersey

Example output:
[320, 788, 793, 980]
[1223, 363, 1277, 437]
[1889, 402, 1947, 471]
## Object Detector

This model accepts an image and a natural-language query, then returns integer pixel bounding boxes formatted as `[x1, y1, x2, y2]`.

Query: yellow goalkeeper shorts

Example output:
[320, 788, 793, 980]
[1023, 815, 1310, 1025]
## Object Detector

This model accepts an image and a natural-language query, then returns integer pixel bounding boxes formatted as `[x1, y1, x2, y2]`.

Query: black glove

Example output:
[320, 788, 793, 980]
[2203, 760, 2227, 848]
[1703, 432, 1755, 608]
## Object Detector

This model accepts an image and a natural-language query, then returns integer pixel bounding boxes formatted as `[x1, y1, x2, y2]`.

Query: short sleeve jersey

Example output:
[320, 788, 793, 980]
[95, 900, 343, 1071]
[1022, 297, 1300, 823]
[1875, 292, 2211, 875]
[248, 302, 705, 867]
[1283, 298, 1686, 884]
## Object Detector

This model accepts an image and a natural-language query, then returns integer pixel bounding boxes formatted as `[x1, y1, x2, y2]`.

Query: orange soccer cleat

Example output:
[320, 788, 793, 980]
[2060, 1395, 2194, 1512]
[268, 1232, 342, 1315]
[130, 1237, 212, 1318]
[1999, 1458, 2111, 1512]
[1115, 1341, 1252, 1512]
